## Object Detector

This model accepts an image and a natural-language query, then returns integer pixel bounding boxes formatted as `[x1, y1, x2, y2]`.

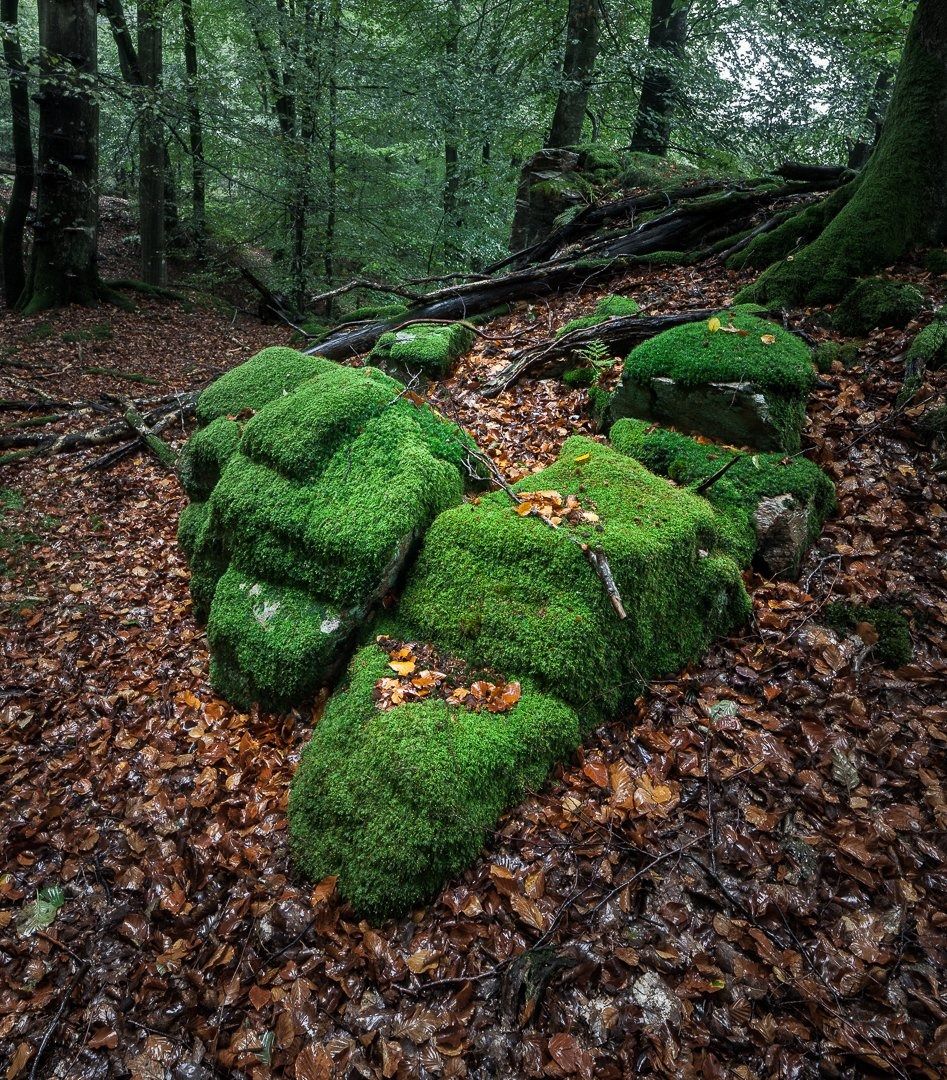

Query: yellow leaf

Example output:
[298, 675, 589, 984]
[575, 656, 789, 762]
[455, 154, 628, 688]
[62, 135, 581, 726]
[515, 501, 534, 515]
[760, 334, 777, 345]
[388, 660, 415, 676]
[707, 317, 722, 333]
[574, 452, 591, 463]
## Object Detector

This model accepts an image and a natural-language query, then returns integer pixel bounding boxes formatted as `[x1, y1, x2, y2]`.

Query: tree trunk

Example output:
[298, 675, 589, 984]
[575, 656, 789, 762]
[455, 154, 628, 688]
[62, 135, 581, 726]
[23, 0, 99, 314]
[1, 0, 34, 307]
[630, 0, 689, 157]
[847, 66, 893, 171]
[324, 0, 341, 289]
[546, 0, 600, 148]
[442, 0, 463, 261]
[181, 0, 207, 254]
[138, 0, 166, 285]
[743, 0, 947, 308]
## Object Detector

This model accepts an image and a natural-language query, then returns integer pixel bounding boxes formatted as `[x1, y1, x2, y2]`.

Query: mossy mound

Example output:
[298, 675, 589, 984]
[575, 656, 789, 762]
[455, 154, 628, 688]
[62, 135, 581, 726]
[557, 294, 641, 338]
[906, 311, 947, 371]
[832, 278, 924, 336]
[195, 347, 330, 425]
[821, 601, 913, 668]
[563, 366, 598, 388]
[288, 641, 580, 916]
[610, 419, 836, 573]
[813, 341, 859, 373]
[397, 437, 750, 719]
[611, 313, 815, 452]
[178, 354, 475, 709]
[369, 322, 474, 377]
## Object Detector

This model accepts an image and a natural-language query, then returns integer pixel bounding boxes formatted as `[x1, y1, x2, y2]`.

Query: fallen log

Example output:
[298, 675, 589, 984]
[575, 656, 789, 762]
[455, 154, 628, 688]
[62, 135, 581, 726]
[307, 180, 842, 364]
[479, 309, 718, 397]
[775, 161, 852, 184]
[116, 397, 178, 469]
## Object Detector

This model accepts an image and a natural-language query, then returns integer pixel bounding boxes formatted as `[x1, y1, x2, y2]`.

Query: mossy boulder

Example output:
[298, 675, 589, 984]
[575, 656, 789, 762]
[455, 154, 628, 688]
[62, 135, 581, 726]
[832, 278, 924, 336]
[195, 346, 328, 425]
[177, 350, 476, 709]
[397, 437, 750, 720]
[610, 419, 836, 576]
[369, 322, 474, 379]
[813, 340, 859, 373]
[610, 312, 816, 452]
[557, 294, 641, 338]
[906, 310, 947, 371]
[288, 641, 580, 916]
[821, 601, 913, 668]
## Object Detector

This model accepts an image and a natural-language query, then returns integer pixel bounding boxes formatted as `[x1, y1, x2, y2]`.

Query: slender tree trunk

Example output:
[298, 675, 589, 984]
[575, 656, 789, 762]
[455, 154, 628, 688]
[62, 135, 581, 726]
[743, 0, 947, 308]
[442, 0, 463, 260]
[23, 0, 99, 314]
[181, 0, 207, 254]
[847, 66, 893, 170]
[324, 0, 341, 289]
[547, 0, 600, 148]
[138, 0, 166, 285]
[630, 0, 688, 156]
[1, 0, 34, 306]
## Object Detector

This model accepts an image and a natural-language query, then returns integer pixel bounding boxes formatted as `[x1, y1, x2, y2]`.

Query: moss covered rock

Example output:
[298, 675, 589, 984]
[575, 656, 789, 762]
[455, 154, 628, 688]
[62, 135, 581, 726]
[906, 310, 947, 370]
[832, 278, 924, 336]
[610, 313, 815, 452]
[195, 347, 330, 426]
[822, 601, 913, 668]
[397, 437, 749, 719]
[610, 419, 836, 575]
[288, 641, 580, 916]
[178, 351, 476, 709]
[369, 322, 474, 379]
[557, 294, 641, 338]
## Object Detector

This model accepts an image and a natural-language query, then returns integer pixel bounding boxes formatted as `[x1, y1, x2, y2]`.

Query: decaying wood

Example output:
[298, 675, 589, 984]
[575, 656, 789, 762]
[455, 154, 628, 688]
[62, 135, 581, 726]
[479, 309, 718, 397]
[116, 396, 178, 468]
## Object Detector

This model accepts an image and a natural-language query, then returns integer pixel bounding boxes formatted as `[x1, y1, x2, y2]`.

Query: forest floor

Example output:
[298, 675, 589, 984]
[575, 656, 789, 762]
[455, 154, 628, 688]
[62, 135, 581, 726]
[0, 248, 945, 1080]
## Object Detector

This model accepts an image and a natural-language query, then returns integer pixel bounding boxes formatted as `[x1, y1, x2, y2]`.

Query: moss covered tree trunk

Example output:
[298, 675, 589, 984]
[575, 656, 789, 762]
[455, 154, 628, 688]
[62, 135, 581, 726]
[546, 0, 600, 148]
[743, 0, 947, 307]
[23, 0, 99, 314]
[630, 0, 689, 157]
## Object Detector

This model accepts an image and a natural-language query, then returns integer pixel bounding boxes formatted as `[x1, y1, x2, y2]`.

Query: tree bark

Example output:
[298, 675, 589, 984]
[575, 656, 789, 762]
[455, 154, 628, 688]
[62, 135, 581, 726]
[743, 0, 947, 308]
[630, 0, 689, 157]
[546, 0, 600, 148]
[847, 66, 893, 171]
[181, 0, 207, 254]
[1, 0, 34, 307]
[138, 0, 166, 285]
[23, 0, 100, 314]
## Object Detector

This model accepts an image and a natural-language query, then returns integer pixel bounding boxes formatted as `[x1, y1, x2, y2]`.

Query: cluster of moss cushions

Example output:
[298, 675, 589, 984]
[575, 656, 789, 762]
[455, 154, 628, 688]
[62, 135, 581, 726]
[610, 419, 836, 575]
[177, 347, 477, 710]
[557, 294, 641, 337]
[610, 311, 816, 452]
[288, 437, 751, 914]
[368, 321, 474, 378]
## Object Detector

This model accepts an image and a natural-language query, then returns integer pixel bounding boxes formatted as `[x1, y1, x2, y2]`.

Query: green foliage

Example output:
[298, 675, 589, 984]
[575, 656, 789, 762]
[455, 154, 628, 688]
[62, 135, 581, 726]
[562, 365, 596, 388]
[610, 419, 836, 571]
[288, 642, 580, 916]
[822, 601, 913, 667]
[563, 338, 612, 387]
[195, 347, 332, 426]
[832, 278, 924, 336]
[398, 436, 750, 720]
[369, 322, 475, 377]
[923, 249, 947, 274]
[557, 295, 640, 338]
[15, 886, 66, 938]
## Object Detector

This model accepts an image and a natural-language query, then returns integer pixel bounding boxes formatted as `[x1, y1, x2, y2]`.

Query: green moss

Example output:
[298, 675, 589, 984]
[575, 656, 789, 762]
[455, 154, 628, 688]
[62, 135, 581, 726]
[398, 437, 749, 719]
[822, 601, 913, 668]
[918, 403, 947, 441]
[563, 366, 597, 388]
[614, 313, 815, 452]
[208, 566, 346, 710]
[832, 278, 924, 336]
[588, 386, 612, 430]
[813, 341, 860, 373]
[369, 322, 474, 376]
[617, 152, 700, 191]
[176, 501, 227, 622]
[288, 642, 580, 915]
[923, 249, 947, 274]
[610, 419, 836, 571]
[177, 417, 242, 501]
[195, 347, 332, 425]
[905, 310, 947, 371]
[341, 302, 409, 323]
[557, 295, 640, 338]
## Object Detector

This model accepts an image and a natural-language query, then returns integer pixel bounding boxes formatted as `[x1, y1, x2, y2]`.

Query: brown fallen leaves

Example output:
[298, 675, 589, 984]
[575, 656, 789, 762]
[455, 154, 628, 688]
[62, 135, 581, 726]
[514, 488, 600, 527]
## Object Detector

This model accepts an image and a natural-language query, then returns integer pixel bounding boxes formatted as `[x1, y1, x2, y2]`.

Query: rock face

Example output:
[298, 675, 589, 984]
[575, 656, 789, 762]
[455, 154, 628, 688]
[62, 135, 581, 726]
[508, 148, 583, 250]
[753, 494, 812, 576]
[610, 311, 816, 452]
[177, 347, 478, 710]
